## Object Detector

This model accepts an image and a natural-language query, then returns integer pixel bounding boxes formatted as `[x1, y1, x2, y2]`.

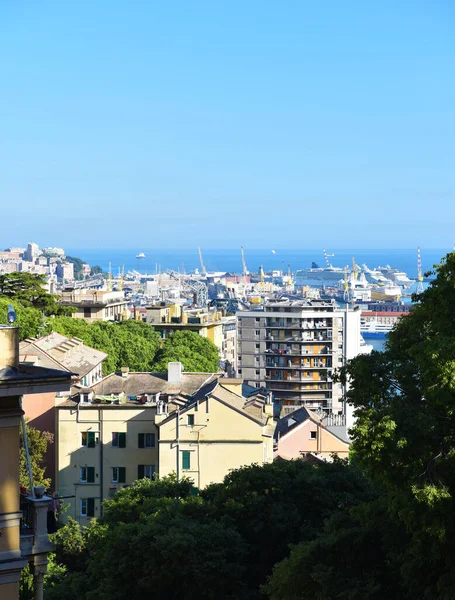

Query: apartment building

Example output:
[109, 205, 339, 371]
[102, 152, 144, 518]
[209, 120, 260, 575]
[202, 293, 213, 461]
[0, 326, 72, 600]
[237, 299, 363, 414]
[56, 363, 274, 524]
[59, 289, 129, 323]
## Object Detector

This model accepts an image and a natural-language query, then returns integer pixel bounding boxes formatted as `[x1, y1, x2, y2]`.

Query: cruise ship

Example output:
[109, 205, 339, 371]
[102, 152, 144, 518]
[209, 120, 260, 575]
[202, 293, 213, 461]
[136, 252, 146, 259]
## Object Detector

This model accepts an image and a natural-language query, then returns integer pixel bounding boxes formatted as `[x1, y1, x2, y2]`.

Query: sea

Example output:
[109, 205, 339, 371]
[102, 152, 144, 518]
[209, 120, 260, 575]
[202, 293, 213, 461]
[65, 248, 448, 280]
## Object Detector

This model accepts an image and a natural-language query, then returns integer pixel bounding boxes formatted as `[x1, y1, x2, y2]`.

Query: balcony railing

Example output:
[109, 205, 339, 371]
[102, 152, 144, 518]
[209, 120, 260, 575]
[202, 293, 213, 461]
[20, 494, 56, 560]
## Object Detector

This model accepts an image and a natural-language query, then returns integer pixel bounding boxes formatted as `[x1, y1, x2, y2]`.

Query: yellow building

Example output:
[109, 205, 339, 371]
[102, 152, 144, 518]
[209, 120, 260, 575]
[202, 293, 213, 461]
[145, 303, 224, 356]
[0, 326, 72, 600]
[56, 363, 274, 524]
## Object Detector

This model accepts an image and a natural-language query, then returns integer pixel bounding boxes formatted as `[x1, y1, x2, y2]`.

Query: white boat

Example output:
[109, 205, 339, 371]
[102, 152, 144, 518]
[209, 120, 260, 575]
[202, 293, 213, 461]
[136, 252, 146, 259]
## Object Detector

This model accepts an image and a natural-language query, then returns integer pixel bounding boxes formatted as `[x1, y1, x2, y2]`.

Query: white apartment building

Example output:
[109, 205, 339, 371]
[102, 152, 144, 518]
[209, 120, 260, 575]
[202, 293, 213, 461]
[237, 299, 363, 414]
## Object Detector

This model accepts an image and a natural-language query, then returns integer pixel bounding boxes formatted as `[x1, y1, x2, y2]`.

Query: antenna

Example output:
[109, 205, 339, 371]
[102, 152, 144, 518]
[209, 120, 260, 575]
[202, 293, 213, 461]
[416, 247, 424, 293]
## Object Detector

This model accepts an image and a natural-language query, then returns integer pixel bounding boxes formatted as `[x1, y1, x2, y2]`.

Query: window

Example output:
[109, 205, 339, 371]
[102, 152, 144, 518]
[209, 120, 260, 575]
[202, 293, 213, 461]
[138, 433, 155, 448]
[112, 467, 126, 483]
[84, 307, 91, 318]
[81, 431, 98, 448]
[255, 330, 260, 336]
[80, 467, 95, 483]
[310, 431, 317, 440]
[255, 344, 260, 349]
[80, 498, 95, 517]
[256, 370, 260, 375]
[255, 317, 260, 323]
[138, 465, 155, 479]
[112, 432, 126, 448]
[187, 414, 194, 426]
[238, 369, 242, 375]
[182, 450, 191, 470]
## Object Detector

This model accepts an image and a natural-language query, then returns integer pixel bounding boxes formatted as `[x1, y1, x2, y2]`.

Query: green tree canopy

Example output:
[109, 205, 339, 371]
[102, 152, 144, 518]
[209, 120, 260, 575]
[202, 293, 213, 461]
[20, 423, 53, 491]
[0, 298, 48, 340]
[0, 272, 69, 315]
[152, 330, 220, 372]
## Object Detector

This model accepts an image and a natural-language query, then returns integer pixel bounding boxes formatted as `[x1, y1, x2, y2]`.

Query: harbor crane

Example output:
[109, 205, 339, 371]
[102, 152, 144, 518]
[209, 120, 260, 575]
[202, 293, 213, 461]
[197, 246, 207, 277]
[166, 270, 208, 307]
[343, 266, 349, 301]
[416, 247, 424, 293]
[107, 262, 113, 292]
[118, 265, 125, 291]
[241, 247, 249, 276]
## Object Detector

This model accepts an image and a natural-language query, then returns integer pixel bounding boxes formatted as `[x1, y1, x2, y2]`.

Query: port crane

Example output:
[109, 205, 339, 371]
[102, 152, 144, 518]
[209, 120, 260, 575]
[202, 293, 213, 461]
[343, 266, 349, 301]
[166, 270, 208, 307]
[241, 247, 249, 276]
[197, 246, 207, 277]
[118, 265, 125, 291]
[107, 262, 113, 292]
[416, 247, 424, 293]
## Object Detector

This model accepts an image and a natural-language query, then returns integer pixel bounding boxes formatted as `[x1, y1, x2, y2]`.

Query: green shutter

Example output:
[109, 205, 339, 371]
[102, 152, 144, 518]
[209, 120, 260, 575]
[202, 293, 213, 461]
[119, 432, 126, 448]
[87, 432, 95, 448]
[118, 467, 126, 483]
[87, 498, 95, 517]
[182, 451, 190, 470]
[138, 433, 144, 448]
[138, 465, 145, 479]
[87, 467, 95, 483]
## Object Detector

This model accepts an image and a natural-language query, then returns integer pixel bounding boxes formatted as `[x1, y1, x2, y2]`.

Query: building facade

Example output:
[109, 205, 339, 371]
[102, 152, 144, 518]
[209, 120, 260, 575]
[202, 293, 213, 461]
[56, 364, 274, 525]
[59, 290, 129, 323]
[237, 300, 363, 413]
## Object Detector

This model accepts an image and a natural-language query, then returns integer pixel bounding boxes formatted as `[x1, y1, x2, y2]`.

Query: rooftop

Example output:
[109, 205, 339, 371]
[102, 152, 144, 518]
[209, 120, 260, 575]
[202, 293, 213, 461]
[20, 333, 107, 378]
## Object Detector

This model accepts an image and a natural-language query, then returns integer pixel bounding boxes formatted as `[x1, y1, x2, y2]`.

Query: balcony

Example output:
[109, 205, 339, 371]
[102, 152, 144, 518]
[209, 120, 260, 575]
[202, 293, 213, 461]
[20, 494, 55, 560]
[265, 347, 332, 356]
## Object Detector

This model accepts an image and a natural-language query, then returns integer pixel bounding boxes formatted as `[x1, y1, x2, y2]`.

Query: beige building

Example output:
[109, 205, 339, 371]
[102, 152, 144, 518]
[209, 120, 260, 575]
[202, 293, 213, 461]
[0, 326, 72, 600]
[146, 302, 225, 360]
[59, 289, 129, 323]
[56, 363, 274, 525]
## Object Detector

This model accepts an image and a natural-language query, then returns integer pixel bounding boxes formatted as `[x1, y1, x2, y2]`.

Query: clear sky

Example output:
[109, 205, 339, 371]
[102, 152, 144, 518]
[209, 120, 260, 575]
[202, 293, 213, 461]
[1, 1, 454, 249]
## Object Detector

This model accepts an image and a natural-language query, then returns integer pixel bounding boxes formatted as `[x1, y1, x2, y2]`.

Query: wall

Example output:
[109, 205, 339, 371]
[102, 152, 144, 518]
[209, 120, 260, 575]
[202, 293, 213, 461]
[158, 397, 271, 488]
[22, 392, 57, 484]
[277, 419, 349, 459]
[57, 405, 157, 525]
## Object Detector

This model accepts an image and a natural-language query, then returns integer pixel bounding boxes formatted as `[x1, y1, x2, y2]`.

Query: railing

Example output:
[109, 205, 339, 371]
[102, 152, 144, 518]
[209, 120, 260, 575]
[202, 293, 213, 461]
[20, 495, 33, 534]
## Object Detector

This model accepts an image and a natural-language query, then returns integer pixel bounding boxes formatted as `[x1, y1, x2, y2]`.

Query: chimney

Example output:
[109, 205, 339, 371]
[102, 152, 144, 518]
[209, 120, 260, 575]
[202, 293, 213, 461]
[168, 362, 183, 384]
[120, 367, 129, 378]
[0, 326, 19, 373]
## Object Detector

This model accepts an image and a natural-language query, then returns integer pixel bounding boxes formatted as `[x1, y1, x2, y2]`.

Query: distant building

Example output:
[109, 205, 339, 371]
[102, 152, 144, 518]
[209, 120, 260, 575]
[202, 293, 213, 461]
[274, 406, 350, 460]
[56, 363, 274, 524]
[59, 289, 129, 323]
[55, 262, 74, 281]
[43, 247, 65, 257]
[24, 242, 41, 262]
[81, 264, 91, 278]
[237, 299, 364, 414]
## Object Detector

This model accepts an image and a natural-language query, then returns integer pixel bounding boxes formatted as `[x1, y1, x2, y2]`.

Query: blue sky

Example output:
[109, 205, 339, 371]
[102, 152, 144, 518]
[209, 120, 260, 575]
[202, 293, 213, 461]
[1, 1, 454, 249]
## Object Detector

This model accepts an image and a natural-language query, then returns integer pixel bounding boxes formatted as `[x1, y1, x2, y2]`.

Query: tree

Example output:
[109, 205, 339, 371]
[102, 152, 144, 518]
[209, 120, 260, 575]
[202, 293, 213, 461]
[0, 298, 48, 340]
[20, 423, 53, 490]
[90, 265, 103, 276]
[152, 330, 220, 372]
[0, 272, 70, 315]
[335, 251, 455, 598]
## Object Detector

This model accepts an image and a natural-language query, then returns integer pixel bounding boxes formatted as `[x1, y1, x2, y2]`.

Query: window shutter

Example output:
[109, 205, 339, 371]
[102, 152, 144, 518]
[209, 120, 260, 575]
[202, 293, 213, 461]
[87, 467, 95, 483]
[119, 467, 126, 483]
[119, 432, 126, 448]
[151, 433, 156, 448]
[87, 432, 95, 448]
[138, 465, 145, 479]
[87, 498, 95, 517]
[182, 451, 190, 470]
[138, 433, 144, 448]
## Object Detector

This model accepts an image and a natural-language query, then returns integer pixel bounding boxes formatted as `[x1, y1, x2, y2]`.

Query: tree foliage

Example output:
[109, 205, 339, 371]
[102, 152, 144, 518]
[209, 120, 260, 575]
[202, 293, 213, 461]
[0, 297, 48, 340]
[0, 272, 69, 315]
[20, 423, 53, 490]
[152, 330, 220, 372]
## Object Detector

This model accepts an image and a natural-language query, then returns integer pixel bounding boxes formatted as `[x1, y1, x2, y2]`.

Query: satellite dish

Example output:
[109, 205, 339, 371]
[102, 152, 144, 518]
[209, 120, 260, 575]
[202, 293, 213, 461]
[7, 305, 17, 324]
